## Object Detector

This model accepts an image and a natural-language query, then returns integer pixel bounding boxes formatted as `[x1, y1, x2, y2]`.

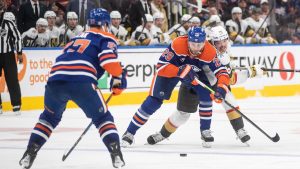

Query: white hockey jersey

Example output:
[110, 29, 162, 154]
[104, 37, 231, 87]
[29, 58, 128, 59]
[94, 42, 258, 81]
[245, 17, 268, 37]
[22, 28, 49, 47]
[111, 25, 128, 41]
[151, 25, 171, 44]
[59, 24, 84, 42]
[168, 23, 187, 36]
[225, 19, 249, 36]
[128, 25, 159, 45]
[47, 26, 61, 47]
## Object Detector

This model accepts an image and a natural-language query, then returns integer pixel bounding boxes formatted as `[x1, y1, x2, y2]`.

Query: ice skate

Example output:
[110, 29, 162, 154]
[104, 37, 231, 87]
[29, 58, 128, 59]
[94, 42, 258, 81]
[109, 142, 125, 168]
[121, 131, 134, 148]
[19, 143, 40, 169]
[236, 128, 250, 145]
[201, 130, 214, 148]
[147, 132, 166, 145]
[13, 105, 21, 115]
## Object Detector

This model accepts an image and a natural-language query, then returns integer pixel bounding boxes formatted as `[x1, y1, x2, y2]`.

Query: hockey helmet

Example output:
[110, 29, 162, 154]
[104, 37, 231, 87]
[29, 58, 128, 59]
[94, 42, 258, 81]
[3, 12, 16, 22]
[153, 12, 164, 20]
[210, 26, 228, 42]
[44, 11, 56, 18]
[143, 14, 153, 22]
[231, 7, 242, 14]
[36, 18, 48, 27]
[67, 12, 78, 19]
[88, 8, 111, 27]
[191, 17, 200, 24]
[181, 14, 192, 22]
[209, 15, 221, 24]
[188, 26, 206, 43]
[110, 11, 121, 19]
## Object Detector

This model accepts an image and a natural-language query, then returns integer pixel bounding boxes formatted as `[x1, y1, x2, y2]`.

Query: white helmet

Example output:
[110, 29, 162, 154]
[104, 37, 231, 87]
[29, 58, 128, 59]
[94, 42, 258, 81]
[144, 14, 153, 22]
[181, 14, 192, 22]
[36, 18, 48, 27]
[110, 11, 121, 19]
[67, 12, 78, 19]
[190, 16, 200, 24]
[210, 26, 228, 42]
[3, 12, 16, 22]
[153, 12, 164, 20]
[231, 7, 242, 14]
[209, 15, 221, 24]
[44, 11, 56, 18]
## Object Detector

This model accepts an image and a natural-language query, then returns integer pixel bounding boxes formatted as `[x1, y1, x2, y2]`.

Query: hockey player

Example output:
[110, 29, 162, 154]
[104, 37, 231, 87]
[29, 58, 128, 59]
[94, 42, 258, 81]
[121, 27, 230, 147]
[225, 7, 251, 44]
[127, 14, 160, 46]
[245, 7, 277, 44]
[147, 26, 265, 147]
[110, 10, 128, 45]
[151, 12, 171, 44]
[19, 8, 127, 169]
[44, 11, 61, 47]
[22, 18, 49, 47]
[168, 14, 192, 40]
[60, 12, 84, 44]
[190, 16, 201, 27]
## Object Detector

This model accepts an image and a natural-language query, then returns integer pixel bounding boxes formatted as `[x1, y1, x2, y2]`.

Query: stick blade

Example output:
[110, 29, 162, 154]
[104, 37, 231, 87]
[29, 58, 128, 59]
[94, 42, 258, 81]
[62, 154, 67, 161]
[272, 133, 280, 142]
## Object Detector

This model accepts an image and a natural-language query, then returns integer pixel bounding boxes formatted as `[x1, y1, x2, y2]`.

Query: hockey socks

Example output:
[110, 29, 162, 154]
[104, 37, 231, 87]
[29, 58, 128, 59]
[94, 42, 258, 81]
[126, 96, 162, 135]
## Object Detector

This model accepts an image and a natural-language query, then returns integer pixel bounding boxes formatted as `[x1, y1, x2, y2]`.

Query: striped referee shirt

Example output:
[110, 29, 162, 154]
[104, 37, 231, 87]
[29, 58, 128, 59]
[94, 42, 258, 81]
[0, 12, 22, 54]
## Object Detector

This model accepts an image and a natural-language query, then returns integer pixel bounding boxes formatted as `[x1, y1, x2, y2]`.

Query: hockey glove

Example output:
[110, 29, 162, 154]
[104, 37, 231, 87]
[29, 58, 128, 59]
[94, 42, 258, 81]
[210, 84, 229, 103]
[177, 64, 198, 85]
[110, 70, 127, 96]
[247, 65, 266, 78]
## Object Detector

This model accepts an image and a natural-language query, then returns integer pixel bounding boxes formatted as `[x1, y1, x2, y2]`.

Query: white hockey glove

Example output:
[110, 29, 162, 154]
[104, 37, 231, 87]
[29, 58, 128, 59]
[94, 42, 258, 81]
[247, 65, 265, 78]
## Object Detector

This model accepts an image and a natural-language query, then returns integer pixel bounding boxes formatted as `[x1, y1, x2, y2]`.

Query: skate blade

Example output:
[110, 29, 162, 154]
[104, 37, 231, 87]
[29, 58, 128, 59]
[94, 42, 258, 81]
[202, 141, 212, 148]
[120, 140, 131, 148]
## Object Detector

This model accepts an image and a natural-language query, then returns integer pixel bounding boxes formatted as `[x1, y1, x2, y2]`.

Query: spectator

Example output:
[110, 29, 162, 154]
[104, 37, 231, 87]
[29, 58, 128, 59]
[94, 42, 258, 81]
[110, 10, 129, 45]
[291, 32, 300, 44]
[151, 0, 168, 32]
[22, 18, 49, 47]
[100, 0, 120, 12]
[152, 12, 170, 44]
[66, 0, 98, 27]
[238, 0, 250, 19]
[0, 0, 23, 115]
[17, 0, 47, 33]
[44, 11, 60, 47]
[128, 0, 153, 34]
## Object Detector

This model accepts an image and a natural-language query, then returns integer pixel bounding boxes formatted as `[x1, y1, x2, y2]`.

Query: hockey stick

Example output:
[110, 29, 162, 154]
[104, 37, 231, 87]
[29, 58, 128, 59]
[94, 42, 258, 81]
[167, 14, 194, 35]
[252, 4, 274, 38]
[62, 93, 113, 161]
[234, 67, 300, 73]
[194, 78, 280, 142]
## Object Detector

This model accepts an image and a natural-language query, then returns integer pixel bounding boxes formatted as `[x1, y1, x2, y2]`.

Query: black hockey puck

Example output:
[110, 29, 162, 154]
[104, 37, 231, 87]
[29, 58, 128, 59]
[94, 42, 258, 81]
[180, 153, 187, 157]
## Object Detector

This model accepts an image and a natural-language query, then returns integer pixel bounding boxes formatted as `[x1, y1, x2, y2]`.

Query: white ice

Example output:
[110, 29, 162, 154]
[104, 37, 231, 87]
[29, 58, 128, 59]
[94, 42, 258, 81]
[1, 96, 300, 169]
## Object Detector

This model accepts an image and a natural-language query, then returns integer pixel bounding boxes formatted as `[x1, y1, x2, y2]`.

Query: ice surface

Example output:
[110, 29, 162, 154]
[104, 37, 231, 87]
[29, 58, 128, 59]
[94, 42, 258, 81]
[1, 96, 300, 169]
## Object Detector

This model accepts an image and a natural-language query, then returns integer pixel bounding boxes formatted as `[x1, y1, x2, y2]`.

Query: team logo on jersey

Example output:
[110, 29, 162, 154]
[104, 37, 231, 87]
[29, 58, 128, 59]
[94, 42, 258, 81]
[191, 65, 201, 72]
[0, 29, 7, 37]
[107, 42, 116, 49]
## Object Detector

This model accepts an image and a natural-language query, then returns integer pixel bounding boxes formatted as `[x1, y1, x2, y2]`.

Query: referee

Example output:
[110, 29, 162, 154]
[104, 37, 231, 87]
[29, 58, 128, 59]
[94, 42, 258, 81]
[0, 0, 22, 115]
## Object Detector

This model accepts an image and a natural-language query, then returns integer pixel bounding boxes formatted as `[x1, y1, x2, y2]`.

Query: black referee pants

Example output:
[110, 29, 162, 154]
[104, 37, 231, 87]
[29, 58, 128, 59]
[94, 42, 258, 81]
[0, 52, 21, 106]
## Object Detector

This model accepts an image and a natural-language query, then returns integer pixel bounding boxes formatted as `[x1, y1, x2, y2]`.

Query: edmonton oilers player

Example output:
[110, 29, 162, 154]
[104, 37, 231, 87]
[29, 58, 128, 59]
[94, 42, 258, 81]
[19, 8, 127, 169]
[121, 27, 230, 147]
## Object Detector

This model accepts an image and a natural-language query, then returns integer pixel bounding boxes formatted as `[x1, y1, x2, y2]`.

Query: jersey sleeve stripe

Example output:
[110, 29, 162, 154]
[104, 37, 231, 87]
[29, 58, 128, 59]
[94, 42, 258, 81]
[99, 53, 117, 61]
[98, 49, 114, 57]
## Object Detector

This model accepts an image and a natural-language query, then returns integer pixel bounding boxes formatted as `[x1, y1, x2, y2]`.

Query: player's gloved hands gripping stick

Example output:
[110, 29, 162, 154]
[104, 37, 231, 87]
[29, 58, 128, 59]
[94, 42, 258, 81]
[177, 64, 198, 85]
[110, 69, 127, 95]
[210, 84, 229, 103]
